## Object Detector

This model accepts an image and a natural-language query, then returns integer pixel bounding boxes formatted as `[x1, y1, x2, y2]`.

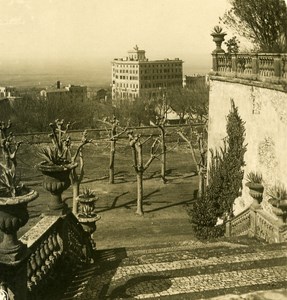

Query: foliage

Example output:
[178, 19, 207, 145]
[113, 97, 157, 126]
[267, 183, 287, 200]
[191, 100, 246, 239]
[220, 0, 287, 52]
[0, 163, 22, 197]
[39, 119, 72, 165]
[165, 83, 209, 123]
[81, 187, 97, 198]
[225, 36, 240, 54]
[219, 99, 247, 218]
[38, 146, 68, 165]
[246, 171, 262, 184]
[212, 25, 224, 34]
[191, 149, 225, 239]
[0, 121, 23, 197]
[2, 91, 97, 133]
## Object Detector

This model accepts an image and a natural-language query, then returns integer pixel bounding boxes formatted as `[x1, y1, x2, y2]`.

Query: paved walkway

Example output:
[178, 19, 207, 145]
[54, 239, 287, 300]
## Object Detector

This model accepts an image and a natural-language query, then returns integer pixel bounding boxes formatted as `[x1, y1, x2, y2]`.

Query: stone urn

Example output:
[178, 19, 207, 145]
[76, 194, 100, 250]
[0, 188, 38, 262]
[211, 32, 227, 53]
[268, 198, 287, 223]
[246, 182, 264, 208]
[37, 161, 77, 214]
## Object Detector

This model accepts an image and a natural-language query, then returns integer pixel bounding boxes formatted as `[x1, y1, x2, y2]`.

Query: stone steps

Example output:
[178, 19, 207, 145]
[52, 239, 287, 299]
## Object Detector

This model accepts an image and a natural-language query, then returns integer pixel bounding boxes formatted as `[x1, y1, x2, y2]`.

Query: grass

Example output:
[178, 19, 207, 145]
[6, 140, 200, 246]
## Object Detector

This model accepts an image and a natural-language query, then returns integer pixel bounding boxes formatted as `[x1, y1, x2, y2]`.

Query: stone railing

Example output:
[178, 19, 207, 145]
[0, 212, 95, 300]
[211, 53, 287, 84]
[226, 205, 287, 243]
[225, 207, 251, 237]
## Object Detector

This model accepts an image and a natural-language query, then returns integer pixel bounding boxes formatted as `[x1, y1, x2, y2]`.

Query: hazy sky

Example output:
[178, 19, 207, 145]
[0, 0, 230, 77]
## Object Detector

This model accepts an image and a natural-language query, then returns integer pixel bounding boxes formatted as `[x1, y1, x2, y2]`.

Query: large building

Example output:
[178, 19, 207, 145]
[112, 46, 183, 100]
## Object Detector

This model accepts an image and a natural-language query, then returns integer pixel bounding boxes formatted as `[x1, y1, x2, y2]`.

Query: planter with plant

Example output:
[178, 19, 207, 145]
[267, 183, 287, 223]
[37, 120, 77, 214]
[245, 171, 264, 206]
[211, 25, 227, 53]
[76, 188, 100, 250]
[0, 121, 38, 262]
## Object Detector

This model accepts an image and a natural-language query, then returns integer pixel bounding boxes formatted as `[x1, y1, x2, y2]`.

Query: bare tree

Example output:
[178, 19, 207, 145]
[127, 131, 162, 216]
[100, 116, 127, 184]
[67, 130, 92, 214]
[177, 124, 208, 198]
[151, 115, 167, 183]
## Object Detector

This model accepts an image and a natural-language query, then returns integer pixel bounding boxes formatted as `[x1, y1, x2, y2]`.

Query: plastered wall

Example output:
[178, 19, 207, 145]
[208, 79, 287, 216]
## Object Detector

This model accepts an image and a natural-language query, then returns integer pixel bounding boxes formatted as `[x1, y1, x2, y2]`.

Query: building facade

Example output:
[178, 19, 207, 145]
[112, 46, 183, 100]
[40, 81, 87, 102]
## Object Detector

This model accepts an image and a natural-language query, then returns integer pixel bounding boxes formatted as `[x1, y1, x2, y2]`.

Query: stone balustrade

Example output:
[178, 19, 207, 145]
[211, 53, 287, 84]
[0, 212, 95, 300]
[226, 205, 287, 243]
[225, 208, 251, 237]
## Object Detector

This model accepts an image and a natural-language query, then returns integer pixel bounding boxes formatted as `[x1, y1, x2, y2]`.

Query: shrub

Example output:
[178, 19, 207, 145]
[191, 99, 246, 239]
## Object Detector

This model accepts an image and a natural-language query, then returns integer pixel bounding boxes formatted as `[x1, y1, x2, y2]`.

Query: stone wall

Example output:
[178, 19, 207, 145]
[208, 77, 287, 216]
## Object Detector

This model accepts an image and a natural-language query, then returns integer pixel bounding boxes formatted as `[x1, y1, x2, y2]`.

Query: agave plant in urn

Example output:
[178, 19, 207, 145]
[76, 188, 100, 250]
[245, 171, 264, 208]
[267, 183, 287, 223]
[37, 120, 77, 214]
[211, 25, 227, 54]
[0, 121, 38, 262]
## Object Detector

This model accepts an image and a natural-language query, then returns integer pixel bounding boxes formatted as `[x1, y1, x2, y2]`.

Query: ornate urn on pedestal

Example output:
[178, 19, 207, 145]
[245, 172, 264, 208]
[76, 188, 100, 250]
[37, 120, 78, 214]
[267, 184, 287, 223]
[211, 25, 227, 54]
[0, 188, 38, 262]
[0, 121, 39, 262]
[37, 162, 77, 213]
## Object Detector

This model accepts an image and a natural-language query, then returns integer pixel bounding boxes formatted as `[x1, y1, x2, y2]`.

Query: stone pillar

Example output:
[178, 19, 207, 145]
[249, 206, 258, 237]
[0, 255, 28, 300]
[251, 54, 259, 76]
[231, 54, 237, 73]
[212, 53, 218, 72]
[225, 219, 231, 237]
[273, 54, 282, 79]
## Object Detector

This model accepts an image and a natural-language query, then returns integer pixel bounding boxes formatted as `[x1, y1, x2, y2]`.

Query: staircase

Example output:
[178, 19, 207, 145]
[46, 238, 287, 300]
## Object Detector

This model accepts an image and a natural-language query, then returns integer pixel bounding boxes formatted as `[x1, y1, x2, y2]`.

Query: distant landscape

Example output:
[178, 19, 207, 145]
[0, 59, 210, 88]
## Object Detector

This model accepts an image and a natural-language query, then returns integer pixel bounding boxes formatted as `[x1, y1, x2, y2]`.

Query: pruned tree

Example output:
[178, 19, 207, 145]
[66, 130, 92, 214]
[127, 131, 162, 216]
[150, 115, 167, 183]
[99, 116, 127, 184]
[220, 0, 287, 52]
[177, 124, 208, 198]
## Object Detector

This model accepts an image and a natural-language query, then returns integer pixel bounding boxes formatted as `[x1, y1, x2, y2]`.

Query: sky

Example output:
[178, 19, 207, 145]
[0, 0, 230, 83]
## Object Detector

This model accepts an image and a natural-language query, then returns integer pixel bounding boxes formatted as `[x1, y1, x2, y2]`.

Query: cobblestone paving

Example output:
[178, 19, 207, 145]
[58, 240, 287, 300]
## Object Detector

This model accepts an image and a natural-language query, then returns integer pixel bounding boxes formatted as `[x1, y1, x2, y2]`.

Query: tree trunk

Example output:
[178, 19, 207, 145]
[161, 141, 166, 183]
[72, 181, 80, 214]
[136, 172, 144, 216]
[109, 140, 116, 184]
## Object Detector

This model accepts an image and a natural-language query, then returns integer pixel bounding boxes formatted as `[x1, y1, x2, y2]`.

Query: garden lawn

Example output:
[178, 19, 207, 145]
[5, 141, 200, 247]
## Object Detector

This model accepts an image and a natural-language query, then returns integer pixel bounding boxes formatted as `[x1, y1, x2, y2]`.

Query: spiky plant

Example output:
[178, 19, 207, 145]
[246, 171, 263, 184]
[267, 183, 287, 200]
